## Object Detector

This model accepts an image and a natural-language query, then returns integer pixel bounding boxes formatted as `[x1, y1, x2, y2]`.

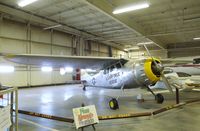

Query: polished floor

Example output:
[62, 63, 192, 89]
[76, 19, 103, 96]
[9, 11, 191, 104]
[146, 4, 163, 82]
[17, 84, 200, 131]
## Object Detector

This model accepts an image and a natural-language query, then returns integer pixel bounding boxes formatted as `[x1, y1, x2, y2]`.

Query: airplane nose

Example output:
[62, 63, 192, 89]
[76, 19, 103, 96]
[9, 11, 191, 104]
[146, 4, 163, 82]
[151, 62, 164, 77]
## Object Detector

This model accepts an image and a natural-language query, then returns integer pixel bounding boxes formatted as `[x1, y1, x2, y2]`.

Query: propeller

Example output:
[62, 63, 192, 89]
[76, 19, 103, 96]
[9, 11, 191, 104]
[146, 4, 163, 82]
[143, 44, 173, 93]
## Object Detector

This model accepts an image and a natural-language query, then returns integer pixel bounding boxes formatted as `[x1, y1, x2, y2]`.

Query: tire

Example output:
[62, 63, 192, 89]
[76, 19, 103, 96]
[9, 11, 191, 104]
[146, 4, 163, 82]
[155, 93, 164, 104]
[109, 98, 119, 110]
[83, 86, 86, 91]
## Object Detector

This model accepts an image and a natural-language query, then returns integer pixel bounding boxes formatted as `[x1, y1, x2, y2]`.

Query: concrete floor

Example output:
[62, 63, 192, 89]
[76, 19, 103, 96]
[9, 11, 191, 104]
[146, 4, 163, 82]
[17, 84, 200, 131]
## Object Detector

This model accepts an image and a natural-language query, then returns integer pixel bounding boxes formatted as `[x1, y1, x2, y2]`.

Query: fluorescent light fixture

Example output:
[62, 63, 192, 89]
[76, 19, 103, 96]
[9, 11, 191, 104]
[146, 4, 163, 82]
[43, 24, 62, 30]
[41, 66, 52, 72]
[60, 68, 66, 75]
[65, 67, 73, 73]
[124, 46, 139, 51]
[0, 65, 15, 73]
[18, 0, 38, 7]
[193, 37, 200, 40]
[137, 42, 153, 46]
[113, 3, 149, 14]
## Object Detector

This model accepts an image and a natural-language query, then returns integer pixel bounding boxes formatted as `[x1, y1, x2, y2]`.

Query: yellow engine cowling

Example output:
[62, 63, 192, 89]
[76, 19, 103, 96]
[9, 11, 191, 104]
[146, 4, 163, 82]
[133, 58, 162, 87]
[144, 58, 161, 83]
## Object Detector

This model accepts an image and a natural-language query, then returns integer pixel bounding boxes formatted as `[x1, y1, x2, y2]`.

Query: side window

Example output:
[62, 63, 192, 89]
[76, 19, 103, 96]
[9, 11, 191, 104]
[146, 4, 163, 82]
[110, 66, 115, 72]
[103, 68, 109, 74]
[116, 63, 121, 68]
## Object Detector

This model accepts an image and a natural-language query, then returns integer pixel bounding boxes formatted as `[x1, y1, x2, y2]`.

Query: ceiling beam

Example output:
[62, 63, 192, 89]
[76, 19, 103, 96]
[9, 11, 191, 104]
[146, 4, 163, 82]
[95, 28, 128, 34]
[66, 17, 111, 28]
[48, 4, 88, 18]
[83, 22, 120, 31]
[83, 0, 166, 49]
[0, 2, 125, 51]
[136, 12, 200, 25]
[126, 0, 200, 19]
[32, 0, 67, 13]
[91, 27, 125, 33]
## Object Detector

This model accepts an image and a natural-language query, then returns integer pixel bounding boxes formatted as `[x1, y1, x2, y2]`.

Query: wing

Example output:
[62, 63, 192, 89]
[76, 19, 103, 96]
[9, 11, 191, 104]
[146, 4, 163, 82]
[160, 58, 193, 65]
[161, 57, 200, 65]
[1, 53, 128, 69]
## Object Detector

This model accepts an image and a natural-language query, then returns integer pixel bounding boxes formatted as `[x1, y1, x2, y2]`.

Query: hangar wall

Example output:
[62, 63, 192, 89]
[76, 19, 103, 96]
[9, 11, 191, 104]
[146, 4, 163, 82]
[0, 19, 124, 87]
[167, 43, 200, 58]
[128, 50, 168, 59]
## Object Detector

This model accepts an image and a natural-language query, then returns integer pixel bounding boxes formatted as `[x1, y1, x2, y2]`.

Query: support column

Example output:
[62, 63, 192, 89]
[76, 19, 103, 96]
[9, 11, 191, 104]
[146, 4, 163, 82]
[176, 88, 179, 104]
[50, 29, 53, 55]
[108, 46, 112, 57]
[26, 23, 31, 86]
[76, 68, 81, 80]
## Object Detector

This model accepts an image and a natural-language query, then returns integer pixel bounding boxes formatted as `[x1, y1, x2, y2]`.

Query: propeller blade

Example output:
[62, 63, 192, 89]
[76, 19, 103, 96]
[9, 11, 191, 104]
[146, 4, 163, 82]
[142, 44, 173, 93]
[143, 44, 159, 68]
[161, 74, 173, 93]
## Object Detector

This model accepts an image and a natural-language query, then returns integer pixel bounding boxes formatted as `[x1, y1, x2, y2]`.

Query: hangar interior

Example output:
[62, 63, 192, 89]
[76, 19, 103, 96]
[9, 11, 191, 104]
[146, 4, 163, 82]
[0, 0, 199, 131]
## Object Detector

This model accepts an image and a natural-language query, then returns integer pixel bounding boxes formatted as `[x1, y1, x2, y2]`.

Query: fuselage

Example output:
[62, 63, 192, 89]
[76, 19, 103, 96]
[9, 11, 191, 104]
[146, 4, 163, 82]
[82, 59, 160, 89]
[83, 67, 138, 89]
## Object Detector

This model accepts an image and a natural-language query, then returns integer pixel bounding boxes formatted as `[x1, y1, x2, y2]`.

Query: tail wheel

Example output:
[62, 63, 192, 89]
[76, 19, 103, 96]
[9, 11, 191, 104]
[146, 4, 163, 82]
[155, 93, 164, 104]
[109, 98, 119, 110]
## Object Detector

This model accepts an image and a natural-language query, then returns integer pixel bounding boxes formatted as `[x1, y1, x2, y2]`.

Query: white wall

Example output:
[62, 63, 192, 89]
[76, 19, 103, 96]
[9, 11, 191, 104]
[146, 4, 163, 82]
[0, 19, 124, 87]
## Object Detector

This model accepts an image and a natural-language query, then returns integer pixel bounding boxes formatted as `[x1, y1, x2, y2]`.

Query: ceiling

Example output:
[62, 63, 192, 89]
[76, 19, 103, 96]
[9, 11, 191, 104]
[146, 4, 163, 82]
[0, 0, 199, 51]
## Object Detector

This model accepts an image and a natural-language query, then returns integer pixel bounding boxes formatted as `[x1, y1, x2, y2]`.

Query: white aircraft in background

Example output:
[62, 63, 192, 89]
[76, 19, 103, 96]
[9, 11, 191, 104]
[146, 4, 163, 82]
[151, 68, 200, 91]
[0, 47, 197, 110]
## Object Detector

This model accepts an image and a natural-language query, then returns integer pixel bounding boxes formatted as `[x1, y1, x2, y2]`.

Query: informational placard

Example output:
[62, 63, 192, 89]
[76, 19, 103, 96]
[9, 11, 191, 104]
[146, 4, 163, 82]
[73, 105, 99, 129]
[0, 105, 12, 130]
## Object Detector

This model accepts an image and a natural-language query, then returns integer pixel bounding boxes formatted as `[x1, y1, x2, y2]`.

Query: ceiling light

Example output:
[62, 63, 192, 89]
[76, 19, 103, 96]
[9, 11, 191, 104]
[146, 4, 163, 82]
[193, 37, 200, 40]
[0, 65, 15, 73]
[137, 42, 153, 46]
[18, 0, 38, 7]
[41, 66, 52, 72]
[124, 46, 139, 51]
[113, 3, 149, 14]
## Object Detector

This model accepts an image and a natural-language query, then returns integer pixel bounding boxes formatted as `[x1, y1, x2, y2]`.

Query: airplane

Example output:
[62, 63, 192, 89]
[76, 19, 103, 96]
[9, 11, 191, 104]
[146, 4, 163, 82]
[150, 70, 200, 91]
[166, 65, 200, 76]
[0, 47, 192, 110]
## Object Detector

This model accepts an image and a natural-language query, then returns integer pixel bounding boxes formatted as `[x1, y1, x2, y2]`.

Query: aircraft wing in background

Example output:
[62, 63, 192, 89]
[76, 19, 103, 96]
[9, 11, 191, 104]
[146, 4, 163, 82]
[160, 57, 200, 65]
[0, 53, 128, 69]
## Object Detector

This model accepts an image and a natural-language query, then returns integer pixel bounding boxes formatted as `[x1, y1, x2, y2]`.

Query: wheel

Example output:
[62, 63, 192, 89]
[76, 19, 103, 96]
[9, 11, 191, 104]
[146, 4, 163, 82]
[155, 93, 164, 104]
[109, 98, 119, 110]
[83, 86, 86, 91]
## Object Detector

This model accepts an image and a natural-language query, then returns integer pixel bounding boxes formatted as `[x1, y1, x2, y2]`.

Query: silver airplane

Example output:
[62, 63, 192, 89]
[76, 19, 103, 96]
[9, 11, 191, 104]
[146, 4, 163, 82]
[1, 49, 177, 110]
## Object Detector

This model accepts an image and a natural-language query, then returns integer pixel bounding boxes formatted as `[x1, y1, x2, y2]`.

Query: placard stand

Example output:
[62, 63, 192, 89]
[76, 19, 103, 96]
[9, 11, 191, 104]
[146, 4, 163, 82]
[79, 103, 96, 131]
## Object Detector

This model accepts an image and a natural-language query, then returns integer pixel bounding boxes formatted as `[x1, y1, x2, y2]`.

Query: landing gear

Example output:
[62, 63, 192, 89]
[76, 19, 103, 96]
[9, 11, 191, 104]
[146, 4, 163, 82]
[146, 85, 165, 104]
[109, 98, 119, 110]
[155, 93, 164, 104]
[108, 84, 124, 110]
[83, 86, 86, 91]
